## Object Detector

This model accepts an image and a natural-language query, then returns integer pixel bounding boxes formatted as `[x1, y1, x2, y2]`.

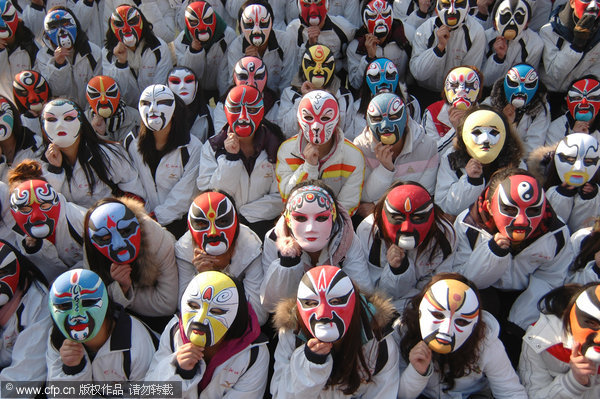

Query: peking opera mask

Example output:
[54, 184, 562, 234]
[461, 109, 507, 164]
[13, 70, 50, 115]
[86, 76, 121, 119]
[419, 278, 480, 354]
[188, 192, 238, 256]
[366, 93, 407, 145]
[302, 44, 335, 89]
[488, 173, 546, 242]
[224, 85, 264, 137]
[10, 180, 61, 241]
[44, 8, 77, 49]
[138, 84, 175, 132]
[110, 5, 143, 48]
[0, 97, 14, 142]
[167, 67, 198, 106]
[181, 271, 239, 347]
[49, 269, 108, 342]
[366, 58, 399, 95]
[297, 265, 356, 342]
[0, 242, 20, 307]
[382, 184, 435, 249]
[444, 66, 481, 110]
[233, 56, 268, 92]
[297, 90, 339, 145]
[569, 284, 600, 363]
[42, 99, 82, 148]
[185, 1, 216, 43]
[572, 0, 600, 20]
[363, 0, 393, 39]
[436, 0, 468, 28]
[298, 0, 328, 26]
[554, 133, 600, 187]
[504, 64, 538, 108]
[567, 78, 600, 123]
[0, 0, 18, 40]
[88, 202, 141, 265]
[494, 0, 529, 41]
[240, 3, 272, 47]
[285, 185, 337, 253]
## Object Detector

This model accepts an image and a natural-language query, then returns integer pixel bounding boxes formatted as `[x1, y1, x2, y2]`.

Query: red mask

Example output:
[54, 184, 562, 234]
[0, 0, 18, 40]
[86, 76, 120, 119]
[297, 90, 339, 145]
[0, 242, 20, 307]
[489, 174, 545, 242]
[382, 184, 435, 249]
[185, 1, 216, 43]
[110, 6, 143, 48]
[12, 70, 50, 114]
[298, 0, 328, 26]
[233, 56, 268, 92]
[188, 192, 238, 256]
[363, 0, 393, 39]
[567, 78, 600, 122]
[10, 180, 61, 242]
[297, 265, 356, 342]
[225, 85, 264, 137]
[572, 0, 600, 20]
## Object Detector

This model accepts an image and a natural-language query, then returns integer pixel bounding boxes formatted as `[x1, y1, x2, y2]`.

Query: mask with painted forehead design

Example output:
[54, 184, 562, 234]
[285, 185, 336, 253]
[489, 174, 546, 242]
[0, 243, 20, 308]
[297, 266, 356, 342]
[185, 1, 216, 43]
[0, 97, 13, 142]
[570, 284, 600, 363]
[181, 271, 239, 347]
[13, 71, 50, 114]
[49, 269, 108, 342]
[10, 180, 61, 241]
[241, 4, 272, 47]
[436, 0, 468, 27]
[382, 184, 434, 249]
[88, 202, 141, 265]
[554, 133, 600, 187]
[139, 85, 175, 132]
[111, 5, 143, 48]
[298, 0, 328, 26]
[494, 0, 529, 40]
[86, 76, 121, 119]
[363, 0, 392, 39]
[188, 192, 238, 256]
[168, 67, 197, 106]
[444, 67, 480, 110]
[0, 0, 18, 40]
[567, 78, 600, 122]
[367, 93, 407, 145]
[233, 57, 268, 92]
[297, 90, 339, 144]
[42, 99, 82, 148]
[462, 109, 506, 164]
[419, 279, 480, 354]
[572, 0, 600, 20]
[366, 58, 398, 95]
[44, 9, 77, 49]
[504, 64, 538, 108]
[302, 45, 335, 89]
[225, 85, 264, 137]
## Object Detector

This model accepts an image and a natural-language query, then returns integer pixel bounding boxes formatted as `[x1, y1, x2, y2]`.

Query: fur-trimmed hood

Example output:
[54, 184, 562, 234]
[273, 292, 396, 337]
[489, 78, 548, 120]
[527, 144, 557, 187]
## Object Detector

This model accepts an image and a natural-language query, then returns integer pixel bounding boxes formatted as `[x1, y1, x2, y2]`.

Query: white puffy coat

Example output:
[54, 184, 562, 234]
[567, 227, 600, 284]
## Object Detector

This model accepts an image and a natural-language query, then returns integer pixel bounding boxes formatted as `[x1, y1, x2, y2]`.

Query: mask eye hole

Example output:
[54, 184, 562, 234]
[82, 299, 100, 307]
[17, 206, 32, 214]
[558, 153, 576, 165]
[55, 303, 72, 311]
[315, 215, 329, 222]
[191, 218, 209, 230]
[455, 318, 471, 327]
[500, 204, 518, 216]
[524, 82, 537, 89]
[300, 298, 319, 308]
[203, 15, 214, 25]
[292, 214, 307, 222]
[430, 311, 445, 320]
[525, 205, 543, 217]
[227, 105, 241, 114]
[210, 308, 227, 316]
[157, 99, 174, 107]
[40, 203, 54, 211]
[187, 301, 200, 310]
[584, 157, 599, 166]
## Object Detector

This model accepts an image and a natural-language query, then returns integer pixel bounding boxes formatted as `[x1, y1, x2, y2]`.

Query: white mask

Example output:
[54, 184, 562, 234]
[42, 99, 81, 148]
[0, 98, 14, 141]
[167, 68, 197, 106]
[241, 4, 272, 47]
[138, 84, 175, 131]
[419, 279, 480, 354]
[554, 133, 600, 187]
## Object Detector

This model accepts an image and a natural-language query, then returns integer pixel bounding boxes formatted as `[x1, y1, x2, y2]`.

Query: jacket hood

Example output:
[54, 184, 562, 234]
[527, 144, 557, 186]
[489, 79, 548, 120]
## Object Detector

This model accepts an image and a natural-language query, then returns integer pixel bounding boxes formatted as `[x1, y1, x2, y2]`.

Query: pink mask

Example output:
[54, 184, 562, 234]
[297, 90, 339, 145]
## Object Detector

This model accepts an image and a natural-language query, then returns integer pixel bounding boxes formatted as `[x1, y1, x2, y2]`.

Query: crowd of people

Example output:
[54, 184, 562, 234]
[0, 0, 599, 397]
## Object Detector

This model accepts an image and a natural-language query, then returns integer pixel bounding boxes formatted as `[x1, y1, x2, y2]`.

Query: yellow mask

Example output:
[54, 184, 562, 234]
[462, 109, 506, 164]
[302, 44, 335, 89]
[444, 67, 480, 110]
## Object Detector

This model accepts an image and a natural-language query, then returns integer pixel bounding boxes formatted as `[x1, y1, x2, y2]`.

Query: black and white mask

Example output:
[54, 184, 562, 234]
[138, 84, 175, 131]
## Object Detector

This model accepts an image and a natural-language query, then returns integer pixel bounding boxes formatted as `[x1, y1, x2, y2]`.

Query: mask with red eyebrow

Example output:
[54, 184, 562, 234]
[224, 85, 264, 137]
[10, 179, 61, 243]
[167, 67, 198, 105]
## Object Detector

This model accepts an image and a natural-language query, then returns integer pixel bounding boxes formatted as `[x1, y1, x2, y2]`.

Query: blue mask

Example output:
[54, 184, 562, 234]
[366, 93, 407, 145]
[366, 58, 398, 96]
[504, 64, 538, 108]
[44, 9, 77, 49]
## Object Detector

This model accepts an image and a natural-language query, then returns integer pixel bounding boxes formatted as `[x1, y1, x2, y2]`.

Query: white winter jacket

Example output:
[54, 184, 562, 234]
[452, 207, 574, 329]
[566, 227, 600, 284]
[545, 114, 600, 146]
[422, 102, 457, 155]
[519, 312, 600, 399]
[0, 26, 38, 103]
[125, 132, 202, 226]
[353, 118, 439, 202]
[545, 184, 600, 233]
